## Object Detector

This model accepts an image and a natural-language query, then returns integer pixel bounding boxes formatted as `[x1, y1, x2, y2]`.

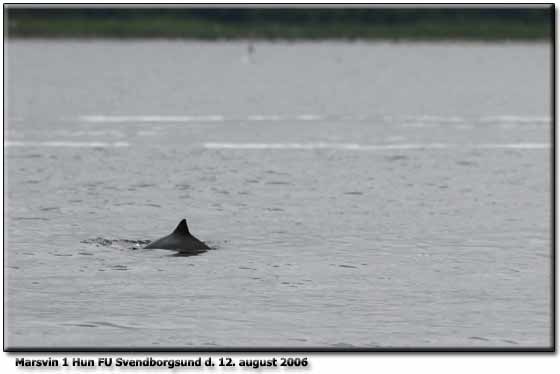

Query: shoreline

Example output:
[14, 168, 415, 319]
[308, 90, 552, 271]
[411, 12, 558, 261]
[5, 20, 551, 41]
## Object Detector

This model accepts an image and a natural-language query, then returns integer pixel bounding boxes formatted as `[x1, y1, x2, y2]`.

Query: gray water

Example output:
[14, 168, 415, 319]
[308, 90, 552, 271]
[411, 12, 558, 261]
[4, 41, 551, 349]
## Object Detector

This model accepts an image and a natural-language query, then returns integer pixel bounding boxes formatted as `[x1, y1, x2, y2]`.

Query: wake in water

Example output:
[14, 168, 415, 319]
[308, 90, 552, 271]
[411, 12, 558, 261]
[74, 113, 551, 124]
[203, 142, 549, 151]
[4, 141, 130, 147]
[4, 140, 548, 150]
[80, 237, 218, 257]
[80, 238, 150, 250]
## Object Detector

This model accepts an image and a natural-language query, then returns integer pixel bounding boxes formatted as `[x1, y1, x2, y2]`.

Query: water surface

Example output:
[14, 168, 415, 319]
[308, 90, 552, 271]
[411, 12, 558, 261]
[4, 41, 551, 348]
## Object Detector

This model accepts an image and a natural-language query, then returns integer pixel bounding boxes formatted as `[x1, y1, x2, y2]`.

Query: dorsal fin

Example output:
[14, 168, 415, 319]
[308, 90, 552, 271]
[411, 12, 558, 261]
[173, 219, 190, 235]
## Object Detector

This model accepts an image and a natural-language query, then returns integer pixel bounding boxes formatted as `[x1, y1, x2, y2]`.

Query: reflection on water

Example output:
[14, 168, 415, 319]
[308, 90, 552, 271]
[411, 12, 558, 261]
[171, 250, 209, 258]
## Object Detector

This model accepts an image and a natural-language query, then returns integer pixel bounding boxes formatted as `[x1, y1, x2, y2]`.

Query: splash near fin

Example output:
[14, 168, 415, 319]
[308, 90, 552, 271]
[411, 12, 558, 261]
[173, 219, 190, 235]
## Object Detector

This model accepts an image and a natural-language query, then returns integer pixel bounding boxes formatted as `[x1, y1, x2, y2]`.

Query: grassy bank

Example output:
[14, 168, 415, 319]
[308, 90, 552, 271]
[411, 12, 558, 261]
[5, 8, 552, 41]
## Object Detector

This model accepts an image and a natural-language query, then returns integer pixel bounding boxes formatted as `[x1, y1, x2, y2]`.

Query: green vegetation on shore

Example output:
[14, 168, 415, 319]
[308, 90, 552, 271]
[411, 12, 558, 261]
[4, 8, 552, 40]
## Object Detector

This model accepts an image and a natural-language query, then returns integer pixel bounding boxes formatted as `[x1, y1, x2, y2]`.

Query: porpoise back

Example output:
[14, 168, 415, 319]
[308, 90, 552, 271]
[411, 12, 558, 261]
[145, 219, 209, 252]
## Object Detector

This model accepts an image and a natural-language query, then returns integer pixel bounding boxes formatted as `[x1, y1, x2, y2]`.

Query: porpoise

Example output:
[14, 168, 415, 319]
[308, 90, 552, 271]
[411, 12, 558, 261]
[144, 219, 209, 252]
